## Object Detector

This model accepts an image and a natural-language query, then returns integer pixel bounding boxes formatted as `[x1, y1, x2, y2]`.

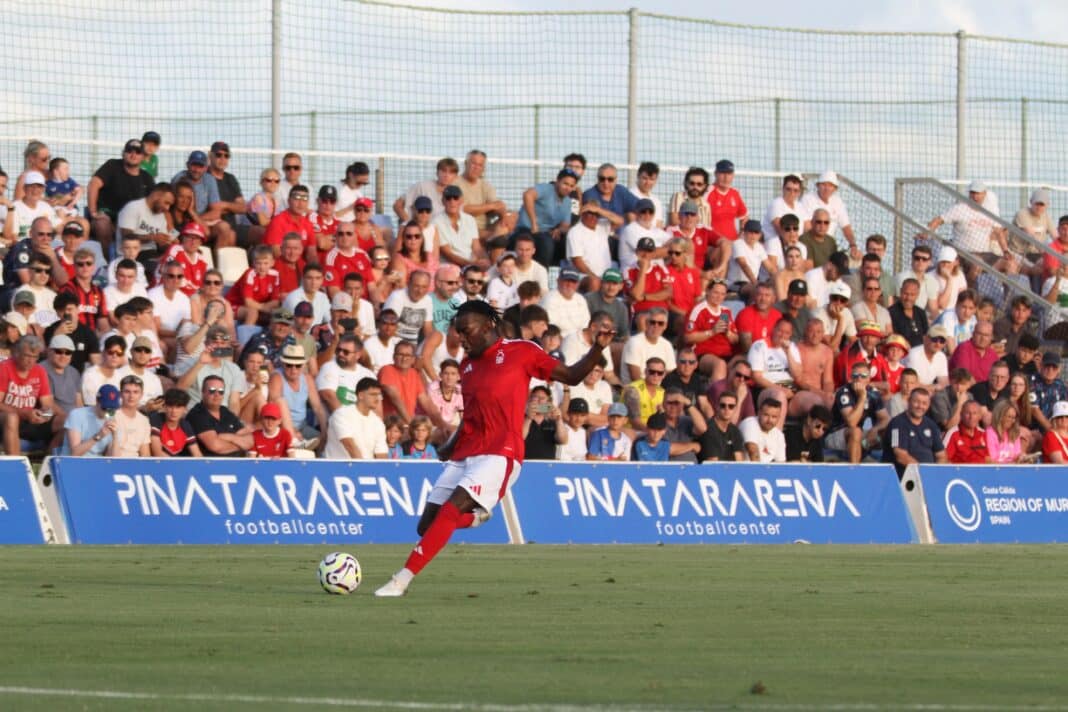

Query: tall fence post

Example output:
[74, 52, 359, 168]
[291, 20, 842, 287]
[773, 98, 782, 172]
[90, 115, 99, 175]
[271, 0, 282, 160]
[375, 156, 386, 213]
[626, 8, 638, 184]
[955, 30, 967, 181]
[533, 104, 541, 185]
[893, 179, 905, 275]
[308, 111, 317, 185]
[1020, 97, 1029, 207]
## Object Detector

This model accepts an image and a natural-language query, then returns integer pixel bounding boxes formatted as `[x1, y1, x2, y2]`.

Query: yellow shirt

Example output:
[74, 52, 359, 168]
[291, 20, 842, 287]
[627, 379, 664, 424]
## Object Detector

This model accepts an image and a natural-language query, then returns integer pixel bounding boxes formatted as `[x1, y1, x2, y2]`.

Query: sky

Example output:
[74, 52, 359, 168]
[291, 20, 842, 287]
[390, 0, 1068, 43]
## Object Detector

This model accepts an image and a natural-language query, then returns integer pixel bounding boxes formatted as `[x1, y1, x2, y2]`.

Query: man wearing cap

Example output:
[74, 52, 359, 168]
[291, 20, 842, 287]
[625, 237, 671, 329]
[804, 249, 851, 309]
[667, 199, 717, 277]
[60, 383, 120, 456]
[434, 184, 486, 270]
[631, 411, 672, 462]
[171, 150, 236, 248]
[1030, 352, 1068, 433]
[814, 281, 857, 352]
[206, 141, 246, 239]
[87, 140, 155, 256]
[540, 267, 591, 340]
[762, 174, 812, 246]
[394, 157, 460, 223]
[555, 397, 590, 462]
[44, 333, 80, 431]
[905, 326, 950, 391]
[581, 163, 633, 231]
[268, 343, 328, 445]
[456, 149, 516, 243]
[947, 319, 998, 383]
[515, 168, 580, 267]
[566, 200, 612, 290]
[262, 184, 317, 262]
[924, 180, 1006, 261]
[3, 170, 58, 242]
[800, 171, 858, 259]
[139, 131, 161, 178]
[115, 182, 175, 260]
[618, 197, 669, 274]
[773, 278, 813, 342]
[0, 335, 56, 454]
[53, 219, 105, 289]
[705, 159, 747, 244]
[310, 185, 340, 250]
[728, 219, 776, 301]
[238, 307, 293, 370]
[585, 269, 629, 357]
[587, 401, 633, 461]
[834, 319, 888, 389]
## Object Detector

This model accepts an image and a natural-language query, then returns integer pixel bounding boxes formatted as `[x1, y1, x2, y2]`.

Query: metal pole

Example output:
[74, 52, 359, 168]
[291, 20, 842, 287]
[375, 156, 385, 212]
[773, 98, 782, 172]
[1020, 97, 1029, 207]
[893, 178, 905, 274]
[626, 8, 638, 178]
[533, 105, 541, 185]
[955, 30, 966, 181]
[308, 111, 317, 185]
[90, 116, 99, 173]
[271, 0, 282, 162]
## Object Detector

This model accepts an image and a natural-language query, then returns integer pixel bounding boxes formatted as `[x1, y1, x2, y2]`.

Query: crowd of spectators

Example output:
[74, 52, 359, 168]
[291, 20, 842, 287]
[0, 135, 1066, 472]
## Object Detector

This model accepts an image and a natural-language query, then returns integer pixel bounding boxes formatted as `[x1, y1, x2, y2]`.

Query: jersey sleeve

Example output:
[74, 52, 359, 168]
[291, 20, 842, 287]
[524, 341, 561, 381]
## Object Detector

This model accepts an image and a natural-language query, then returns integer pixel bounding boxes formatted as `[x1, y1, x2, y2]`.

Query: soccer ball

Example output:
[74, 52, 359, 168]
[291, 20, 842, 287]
[317, 551, 362, 595]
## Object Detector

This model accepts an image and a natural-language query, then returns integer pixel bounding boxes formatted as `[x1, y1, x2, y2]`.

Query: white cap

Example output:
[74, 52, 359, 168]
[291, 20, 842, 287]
[817, 170, 839, 186]
[49, 334, 75, 351]
[938, 246, 958, 263]
[330, 291, 353, 311]
[1031, 188, 1052, 205]
[2, 312, 28, 336]
[23, 171, 46, 187]
[827, 281, 851, 301]
[1053, 401, 1068, 420]
[967, 180, 987, 193]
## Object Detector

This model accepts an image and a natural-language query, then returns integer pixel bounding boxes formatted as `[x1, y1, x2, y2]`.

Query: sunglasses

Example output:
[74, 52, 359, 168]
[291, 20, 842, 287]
[666, 401, 687, 406]
[813, 220, 830, 225]
[667, 251, 684, 256]
[597, 175, 616, 183]
[444, 196, 462, 202]
[204, 279, 222, 286]
[355, 206, 371, 212]
[214, 152, 230, 158]
[646, 369, 665, 376]
[929, 336, 947, 343]
[718, 402, 737, 409]
[32, 267, 50, 274]
[132, 346, 152, 354]
[336, 348, 356, 356]
[206, 387, 225, 394]
[648, 320, 667, 326]
[106, 349, 125, 357]
[440, 280, 459, 286]
[283, 165, 301, 171]
[912, 255, 931, 261]
[36, 231, 55, 237]
[403, 233, 423, 239]
[734, 372, 753, 380]
[466, 279, 485, 285]
[284, 363, 303, 369]
[416, 208, 432, 213]
[75, 261, 94, 268]
[52, 349, 73, 356]
[263, 178, 280, 184]
[164, 273, 184, 279]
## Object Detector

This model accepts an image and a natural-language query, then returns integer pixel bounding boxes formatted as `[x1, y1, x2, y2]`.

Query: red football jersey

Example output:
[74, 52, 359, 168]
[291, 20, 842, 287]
[322, 247, 374, 289]
[669, 226, 717, 271]
[310, 213, 338, 237]
[685, 302, 735, 359]
[252, 428, 294, 458]
[158, 244, 209, 296]
[450, 338, 559, 463]
[59, 280, 107, 330]
[227, 267, 281, 308]
[734, 305, 782, 346]
[275, 257, 306, 295]
[664, 264, 702, 316]
[625, 263, 671, 313]
[706, 187, 747, 240]
[263, 211, 316, 249]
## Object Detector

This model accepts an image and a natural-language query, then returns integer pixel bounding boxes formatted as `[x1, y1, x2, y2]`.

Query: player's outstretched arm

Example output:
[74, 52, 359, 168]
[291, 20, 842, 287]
[551, 325, 615, 386]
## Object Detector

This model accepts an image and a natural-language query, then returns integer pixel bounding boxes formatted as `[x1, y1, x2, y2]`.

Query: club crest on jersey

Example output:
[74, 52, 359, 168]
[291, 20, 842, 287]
[464, 363, 474, 373]
[495, 350, 504, 365]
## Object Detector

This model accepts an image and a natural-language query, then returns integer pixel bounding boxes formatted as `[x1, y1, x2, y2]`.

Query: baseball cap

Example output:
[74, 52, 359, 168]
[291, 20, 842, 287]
[1031, 188, 1052, 206]
[938, 246, 958, 263]
[49, 334, 75, 351]
[293, 301, 314, 318]
[636, 237, 656, 252]
[742, 219, 762, 234]
[23, 171, 46, 187]
[602, 268, 623, 283]
[261, 402, 282, 419]
[787, 279, 808, 296]
[2, 312, 27, 336]
[354, 196, 374, 209]
[646, 412, 668, 430]
[289, 184, 310, 198]
[881, 334, 909, 354]
[715, 159, 735, 173]
[817, 170, 839, 186]
[856, 320, 882, 338]
[187, 150, 208, 166]
[131, 335, 154, 351]
[210, 141, 230, 154]
[558, 268, 581, 282]
[967, 180, 987, 193]
[97, 384, 121, 410]
[62, 221, 85, 237]
[318, 185, 338, 201]
[567, 398, 589, 414]
[180, 222, 206, 240]
[1042, 351, 1062, 367]
[331, 291, 354, 311]
[271, 308, 294, 324]
[927, 325, 950, 340]
[12, 291, 34, 307]
[442, 185, 463, 200]
[141, 131, 161, 145]
[634, 198, 656, 213]
[607, 402, 629, 417]
[679, 200, 701, 215]
[280, 343, 307, 365]
[413, 196, 434, 211]
[827, 282, 851, 302]
[123, 139, 144, 154]
[1052, 401, 1068, 420]
[828, 251, 851, 276]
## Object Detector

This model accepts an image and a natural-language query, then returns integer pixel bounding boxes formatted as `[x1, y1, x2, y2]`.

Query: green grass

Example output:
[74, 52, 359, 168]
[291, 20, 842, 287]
[1, 545, 1067, 710]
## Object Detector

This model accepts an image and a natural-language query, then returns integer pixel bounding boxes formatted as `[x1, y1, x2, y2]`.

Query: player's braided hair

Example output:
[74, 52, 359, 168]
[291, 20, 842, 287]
[454, 299, 502, 328]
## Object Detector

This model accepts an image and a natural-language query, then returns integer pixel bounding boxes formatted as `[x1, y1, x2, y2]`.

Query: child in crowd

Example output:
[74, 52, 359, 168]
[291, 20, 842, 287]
[587, 402, 632, 461]
[557, 397, 590, 461]
[402, 415, 437, 460]
[140, 131, 161, 178]
[228, 245, 281, 325]
[632, 411, 671, 461]
[45, 157, 82, 215]
[384, 414, 406, 459]
[250, 402, 293, 457]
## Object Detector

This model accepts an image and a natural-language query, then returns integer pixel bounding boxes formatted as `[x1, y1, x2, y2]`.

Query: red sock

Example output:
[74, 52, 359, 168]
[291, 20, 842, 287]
[404, 501, 463, 575]
[457, 511, 475, 528]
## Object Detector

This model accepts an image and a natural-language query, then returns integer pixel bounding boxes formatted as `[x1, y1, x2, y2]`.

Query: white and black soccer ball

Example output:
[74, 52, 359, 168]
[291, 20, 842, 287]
[317, 551, 362, 595]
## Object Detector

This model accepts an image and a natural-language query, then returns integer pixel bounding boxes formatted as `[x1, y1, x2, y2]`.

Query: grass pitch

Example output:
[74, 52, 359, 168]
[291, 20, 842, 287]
[0, 545, 1066, 710]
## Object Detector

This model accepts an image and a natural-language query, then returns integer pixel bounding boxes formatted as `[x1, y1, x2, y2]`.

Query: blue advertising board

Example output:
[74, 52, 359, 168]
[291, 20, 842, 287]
[49, 457, 510, 545]
[0, 457, 47, 544]
[918, 465, 1068, 543]
[511, 462, 915, 544]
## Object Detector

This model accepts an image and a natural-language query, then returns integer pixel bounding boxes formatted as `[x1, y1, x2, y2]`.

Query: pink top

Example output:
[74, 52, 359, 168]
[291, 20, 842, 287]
[395, 251, 439, 279]
[985, 427, 1022, 464]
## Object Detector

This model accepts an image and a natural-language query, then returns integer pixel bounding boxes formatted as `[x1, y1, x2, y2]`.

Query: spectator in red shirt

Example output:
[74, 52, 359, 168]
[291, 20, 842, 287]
[157, 222, 209, 296]
[663, 237, 702, 333]
[834, 320, 890, 389]
[323, 220, 374, 298]
[683, 279, 737, 381]
[625, 237, 671, 330]
[262, 184, 317, 262]
[275, 232, 307, 295]
[668, 199, 718, 277]
[0, 334, 56, 454]
[310, 185, 340, 254]
[250, 401, 294, 457]
[228, 245, 281, 326]
[149, 388, 203, 457]
[706, 159, 747, 245]
[1042, 400, 1068, 463]
[947, 319, 998, 384]
[59, 247, 108, 332]
[943, 400, 991, 464]
[734, 282, 782, 353]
